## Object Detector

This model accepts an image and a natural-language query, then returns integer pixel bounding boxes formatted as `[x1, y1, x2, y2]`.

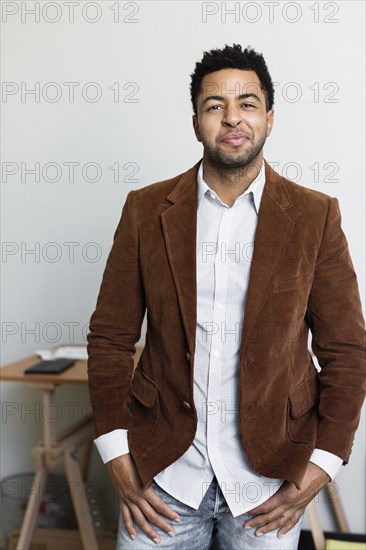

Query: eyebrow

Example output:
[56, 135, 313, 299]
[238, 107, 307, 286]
[202, 93, 261, 106]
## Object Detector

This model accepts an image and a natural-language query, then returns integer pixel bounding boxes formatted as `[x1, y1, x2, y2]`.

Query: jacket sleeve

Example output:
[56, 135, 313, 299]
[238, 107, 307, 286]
[87, 190, 146, 437]
[306, 196, 366, 463]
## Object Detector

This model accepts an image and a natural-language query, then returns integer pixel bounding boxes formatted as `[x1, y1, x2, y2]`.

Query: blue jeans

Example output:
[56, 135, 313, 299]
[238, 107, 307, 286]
[116, 477, 305, 549]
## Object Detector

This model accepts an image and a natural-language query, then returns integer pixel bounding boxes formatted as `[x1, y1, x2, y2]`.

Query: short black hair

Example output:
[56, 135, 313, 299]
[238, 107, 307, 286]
[190, 44, 274, 115]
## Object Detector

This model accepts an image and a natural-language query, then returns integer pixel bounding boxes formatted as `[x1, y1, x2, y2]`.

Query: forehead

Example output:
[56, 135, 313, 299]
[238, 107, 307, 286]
[199, 69, 262, 100]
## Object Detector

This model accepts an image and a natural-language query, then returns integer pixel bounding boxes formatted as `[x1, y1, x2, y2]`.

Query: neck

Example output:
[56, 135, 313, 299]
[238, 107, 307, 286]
[202, 151, 263, 198]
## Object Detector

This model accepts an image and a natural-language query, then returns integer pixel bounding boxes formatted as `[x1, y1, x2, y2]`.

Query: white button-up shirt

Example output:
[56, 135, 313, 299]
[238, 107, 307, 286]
[94, 160, 342, 517]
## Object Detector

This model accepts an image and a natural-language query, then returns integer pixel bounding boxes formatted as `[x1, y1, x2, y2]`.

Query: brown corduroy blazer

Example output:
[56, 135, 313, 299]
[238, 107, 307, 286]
[87, 159, 366, 490]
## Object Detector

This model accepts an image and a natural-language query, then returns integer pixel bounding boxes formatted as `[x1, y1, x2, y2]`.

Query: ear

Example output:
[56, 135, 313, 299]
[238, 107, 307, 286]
[192, 115, 202, 142]
[266, 109, 274, 137]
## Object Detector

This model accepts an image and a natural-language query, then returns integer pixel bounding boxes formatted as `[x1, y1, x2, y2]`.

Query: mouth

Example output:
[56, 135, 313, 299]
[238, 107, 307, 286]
[220, 133, 249, 147]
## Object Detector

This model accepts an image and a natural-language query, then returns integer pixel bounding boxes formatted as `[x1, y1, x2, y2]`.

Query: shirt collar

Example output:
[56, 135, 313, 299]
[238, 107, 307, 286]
[197, 159, 265, 214]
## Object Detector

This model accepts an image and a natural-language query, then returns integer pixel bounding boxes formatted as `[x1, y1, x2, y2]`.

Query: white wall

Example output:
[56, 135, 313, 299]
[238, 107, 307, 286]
[1, 0, 365, 536]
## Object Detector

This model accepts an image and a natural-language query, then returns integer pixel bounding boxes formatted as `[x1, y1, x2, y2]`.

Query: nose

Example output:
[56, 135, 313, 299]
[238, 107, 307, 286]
[222, 103, 242, 127]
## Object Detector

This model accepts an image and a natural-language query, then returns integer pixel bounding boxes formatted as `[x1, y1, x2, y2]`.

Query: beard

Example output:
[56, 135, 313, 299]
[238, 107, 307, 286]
[201, 131, 267, 173]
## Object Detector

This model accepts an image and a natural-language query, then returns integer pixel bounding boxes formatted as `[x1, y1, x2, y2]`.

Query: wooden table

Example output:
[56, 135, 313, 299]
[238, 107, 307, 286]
[0, 348, 143, 550]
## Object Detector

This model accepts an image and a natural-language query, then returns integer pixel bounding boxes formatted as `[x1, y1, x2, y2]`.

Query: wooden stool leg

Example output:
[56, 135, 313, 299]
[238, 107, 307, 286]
[16, 466, 47, 550]
[325, 482, 350, 533]
[80, 439, 93, 481]
[64, 448, 99, 550]
[306, 500, 326, 550]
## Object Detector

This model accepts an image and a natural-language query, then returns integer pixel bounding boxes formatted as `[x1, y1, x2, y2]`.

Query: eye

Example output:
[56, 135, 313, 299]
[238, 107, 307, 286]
[241, 103, 256, 109]
[207, 104, 223, 111]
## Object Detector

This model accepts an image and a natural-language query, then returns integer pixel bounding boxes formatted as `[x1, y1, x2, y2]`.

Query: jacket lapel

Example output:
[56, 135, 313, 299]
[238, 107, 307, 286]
[161, 161, 200, 355]
[161, 159, 295, 361]
[238, 161, 295, 363]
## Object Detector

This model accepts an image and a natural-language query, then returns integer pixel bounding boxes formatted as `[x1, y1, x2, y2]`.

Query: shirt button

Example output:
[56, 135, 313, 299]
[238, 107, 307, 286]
[185, 351, 191, 362]
[182, 401, 191, 410]
[213, 350, 220, 357]
[217, 303, 223, 310]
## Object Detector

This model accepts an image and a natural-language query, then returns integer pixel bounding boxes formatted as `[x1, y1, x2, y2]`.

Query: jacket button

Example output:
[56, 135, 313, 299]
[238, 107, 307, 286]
[185, 351, 191, 362]
[182, 401, 191, 410]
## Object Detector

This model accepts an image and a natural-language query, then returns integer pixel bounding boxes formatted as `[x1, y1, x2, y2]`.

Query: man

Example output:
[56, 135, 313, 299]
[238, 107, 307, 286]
[87, 44, 366, 549]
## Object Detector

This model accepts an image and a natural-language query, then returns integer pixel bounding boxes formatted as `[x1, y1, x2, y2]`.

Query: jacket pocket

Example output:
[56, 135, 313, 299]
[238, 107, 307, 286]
[287, 372, 319, 446]
[130, 366, 159, 434]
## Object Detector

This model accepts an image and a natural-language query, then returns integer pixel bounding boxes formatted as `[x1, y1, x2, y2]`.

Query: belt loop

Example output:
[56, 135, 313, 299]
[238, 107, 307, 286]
[213, 476, 221, 517]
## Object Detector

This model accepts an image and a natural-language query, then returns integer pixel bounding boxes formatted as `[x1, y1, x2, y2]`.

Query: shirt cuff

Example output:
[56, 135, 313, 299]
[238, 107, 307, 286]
[310, 448, 343, 481]
[94, 429, 130, 464]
